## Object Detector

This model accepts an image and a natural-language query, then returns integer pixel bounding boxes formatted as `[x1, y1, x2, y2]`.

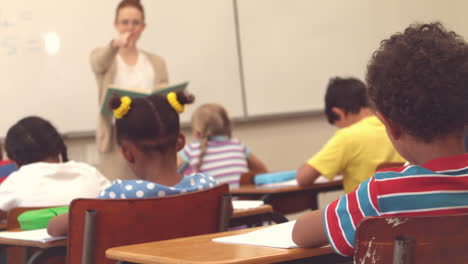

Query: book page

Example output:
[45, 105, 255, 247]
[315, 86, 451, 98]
[101, 81, 189, 115]
[213, 221, 298, 248]
[0, 229, 66, 243]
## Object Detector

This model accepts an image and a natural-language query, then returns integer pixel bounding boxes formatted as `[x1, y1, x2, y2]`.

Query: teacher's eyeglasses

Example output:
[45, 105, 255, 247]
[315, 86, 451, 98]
[117, 19, 143, 27]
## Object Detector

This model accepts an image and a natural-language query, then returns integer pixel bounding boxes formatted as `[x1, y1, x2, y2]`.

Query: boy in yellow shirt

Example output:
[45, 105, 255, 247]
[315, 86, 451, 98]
[297, 77, 404, 193]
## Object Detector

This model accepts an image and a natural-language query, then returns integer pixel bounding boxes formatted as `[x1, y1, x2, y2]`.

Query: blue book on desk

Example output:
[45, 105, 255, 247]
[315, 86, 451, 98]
[254, 170, 297, 185]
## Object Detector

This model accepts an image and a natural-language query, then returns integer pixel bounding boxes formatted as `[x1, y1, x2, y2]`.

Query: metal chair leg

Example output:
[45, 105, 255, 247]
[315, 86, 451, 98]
[26, 246, 66, 264]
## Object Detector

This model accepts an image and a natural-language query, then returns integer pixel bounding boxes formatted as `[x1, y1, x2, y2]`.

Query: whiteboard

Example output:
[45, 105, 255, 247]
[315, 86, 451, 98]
[236, 0, 468, 116]
[2, 0, 467, 136]
[0, 0, 243, 136]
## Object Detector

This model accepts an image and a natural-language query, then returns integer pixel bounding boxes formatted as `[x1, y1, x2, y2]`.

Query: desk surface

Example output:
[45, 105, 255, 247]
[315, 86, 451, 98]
[106, 227, 334, 264]
[231, 205, 272, 219]
[230, 180, 343, 195]
[0, 207, 269, 249]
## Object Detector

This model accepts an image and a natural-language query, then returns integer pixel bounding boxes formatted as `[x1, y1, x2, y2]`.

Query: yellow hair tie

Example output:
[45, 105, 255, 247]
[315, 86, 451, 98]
[113, 96, 132, 119]
[167, 92, 184, 113]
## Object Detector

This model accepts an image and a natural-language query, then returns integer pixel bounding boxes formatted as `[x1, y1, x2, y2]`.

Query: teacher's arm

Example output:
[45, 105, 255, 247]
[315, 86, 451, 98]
[90, 43, 119, 75]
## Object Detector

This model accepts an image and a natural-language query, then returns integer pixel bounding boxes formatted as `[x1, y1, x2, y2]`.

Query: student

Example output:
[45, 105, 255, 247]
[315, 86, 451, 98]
[292, 22, 468, 256]
[0, 116, 110, 219]
[465, 127, 468, 152]
[0, 143, 17, 185]
[178, 103, 267, 188]
[296, 77, 405, 193]
[48, 91, 217, 236]
[94, 0, 169, 181]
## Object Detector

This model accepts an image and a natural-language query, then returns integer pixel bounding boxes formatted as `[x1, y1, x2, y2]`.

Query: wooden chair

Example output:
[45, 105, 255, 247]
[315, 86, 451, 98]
[66, 184, 231, 264]
[354, 214, 468, 264]
[375, 162, 405, 172]
[5, 207, 66, 264]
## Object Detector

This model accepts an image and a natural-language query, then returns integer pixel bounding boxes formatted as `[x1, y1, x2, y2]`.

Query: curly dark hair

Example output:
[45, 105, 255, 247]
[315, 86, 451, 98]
[324, 77, 370, 125]
[367, 22, 468, 142]
[5, 116, 68, 167]
[110, 91, 194, 153]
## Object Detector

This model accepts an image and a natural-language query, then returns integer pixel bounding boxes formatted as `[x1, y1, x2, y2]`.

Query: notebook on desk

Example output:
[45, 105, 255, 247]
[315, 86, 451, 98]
[232, 200, 264, 210]
[0, 229, 66, 243]
[213, 221, 298, 248]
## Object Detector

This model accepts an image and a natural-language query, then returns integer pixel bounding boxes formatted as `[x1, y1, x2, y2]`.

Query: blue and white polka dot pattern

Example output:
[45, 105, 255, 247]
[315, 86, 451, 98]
[97, 173, 217, 199]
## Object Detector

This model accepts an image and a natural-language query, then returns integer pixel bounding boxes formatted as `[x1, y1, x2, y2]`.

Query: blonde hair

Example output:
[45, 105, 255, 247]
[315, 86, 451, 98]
[191, 104, 232, 172]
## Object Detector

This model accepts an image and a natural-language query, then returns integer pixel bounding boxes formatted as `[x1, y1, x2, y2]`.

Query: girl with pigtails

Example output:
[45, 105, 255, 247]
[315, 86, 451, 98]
[47, 91, 216, 237]
[178, 104, 267, 188]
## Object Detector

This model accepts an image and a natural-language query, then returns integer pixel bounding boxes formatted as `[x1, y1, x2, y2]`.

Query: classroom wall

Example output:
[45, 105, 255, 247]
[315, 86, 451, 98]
[64, 113, 342, 212]
[64, 114, 337, 173]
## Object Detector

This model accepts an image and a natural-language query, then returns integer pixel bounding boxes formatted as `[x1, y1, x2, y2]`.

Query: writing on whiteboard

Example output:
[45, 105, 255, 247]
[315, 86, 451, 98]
[0, 9, 41, 56]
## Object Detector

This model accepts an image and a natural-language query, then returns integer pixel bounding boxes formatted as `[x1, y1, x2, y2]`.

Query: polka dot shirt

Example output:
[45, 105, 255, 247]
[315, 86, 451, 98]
[97, 173, 217, 199]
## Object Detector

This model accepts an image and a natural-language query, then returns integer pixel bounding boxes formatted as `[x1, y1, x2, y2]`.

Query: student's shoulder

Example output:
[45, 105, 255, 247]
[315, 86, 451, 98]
[373, 165, 415, 181]
[185, 140, 201, 149]
[228, 137, 243, 144]
[223, 137, 248, 149]
[184, 173, 217, 187]
[109, 179, 153, 188]
[141, 50, 166, 64]
[63, 161, 101, 174]
[101, 179, 159, 198]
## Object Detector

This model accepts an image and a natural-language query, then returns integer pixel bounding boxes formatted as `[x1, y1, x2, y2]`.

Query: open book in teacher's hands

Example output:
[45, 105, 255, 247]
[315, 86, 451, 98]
[100, 81, 189, 115]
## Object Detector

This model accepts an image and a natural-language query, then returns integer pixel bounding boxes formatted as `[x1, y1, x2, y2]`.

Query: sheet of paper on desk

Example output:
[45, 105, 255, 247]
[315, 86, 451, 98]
[232, 200, 264, 209]
[259, 175, 343, 188]
[314, 175, 343, 183]
[213, 221, 299, 248]
[0, 229, 66, 243]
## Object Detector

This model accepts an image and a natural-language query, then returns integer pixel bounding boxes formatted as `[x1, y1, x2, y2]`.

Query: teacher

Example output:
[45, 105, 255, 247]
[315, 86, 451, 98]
[90, 0, 169, 180]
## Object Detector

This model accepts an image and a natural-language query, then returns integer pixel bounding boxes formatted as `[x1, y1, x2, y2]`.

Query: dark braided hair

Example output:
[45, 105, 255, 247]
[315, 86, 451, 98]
[109, 91, 195, 153]
[5, 116, 68, 167]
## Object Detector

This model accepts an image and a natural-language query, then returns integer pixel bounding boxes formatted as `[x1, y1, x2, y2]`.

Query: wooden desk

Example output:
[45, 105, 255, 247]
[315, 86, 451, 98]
[0, 206, 271, 248]
[0, 229, 66, 249]
[0, 229, 67, 264]
[0, 207, 274, 263]
[230, 205, 275, 227]
[232, 205, 272, 219]
[106, 227, 349, 264]
[230, 181, 343, 215]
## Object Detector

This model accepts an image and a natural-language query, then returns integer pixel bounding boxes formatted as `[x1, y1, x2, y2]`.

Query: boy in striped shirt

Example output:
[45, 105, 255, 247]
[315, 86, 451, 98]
[292, 22, 468, 256]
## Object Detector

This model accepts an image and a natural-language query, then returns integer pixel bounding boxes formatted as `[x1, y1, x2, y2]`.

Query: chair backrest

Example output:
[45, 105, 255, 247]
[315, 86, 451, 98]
[375, 162, 405, 172]
[354, 214, 468, 264]
[66, 184, 230, 264]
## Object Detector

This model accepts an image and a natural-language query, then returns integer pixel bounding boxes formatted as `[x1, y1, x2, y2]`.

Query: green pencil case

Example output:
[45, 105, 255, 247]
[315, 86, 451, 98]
[18, 206, 69, 231]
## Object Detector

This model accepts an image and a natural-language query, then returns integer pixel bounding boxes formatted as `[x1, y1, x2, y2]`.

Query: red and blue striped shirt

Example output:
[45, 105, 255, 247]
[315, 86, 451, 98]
[324, 153, 468, 256]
